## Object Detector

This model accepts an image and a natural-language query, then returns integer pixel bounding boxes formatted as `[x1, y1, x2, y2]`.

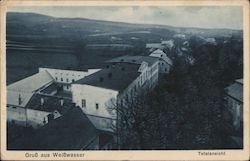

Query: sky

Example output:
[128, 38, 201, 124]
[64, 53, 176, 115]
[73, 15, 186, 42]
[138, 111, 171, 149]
[8, 6, 243, 30]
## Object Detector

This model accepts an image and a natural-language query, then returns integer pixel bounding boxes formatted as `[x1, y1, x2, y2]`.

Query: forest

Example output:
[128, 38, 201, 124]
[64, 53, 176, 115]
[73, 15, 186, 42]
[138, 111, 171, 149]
[116, 37, 243, 149]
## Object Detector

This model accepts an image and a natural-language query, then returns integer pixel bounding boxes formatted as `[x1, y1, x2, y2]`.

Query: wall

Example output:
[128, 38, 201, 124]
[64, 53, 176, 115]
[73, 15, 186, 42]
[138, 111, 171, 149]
[39, 68, 100, 91]
[7, 106, 27, 126]
[26, 108, 51, 128]
[119, 61, 159, 101]
[227, 96, 243, 130]
[150, 52, 171, 74]
[72, 84, 118, 132]
[158, 60, 171, 73]
[7, 106, 51, 128]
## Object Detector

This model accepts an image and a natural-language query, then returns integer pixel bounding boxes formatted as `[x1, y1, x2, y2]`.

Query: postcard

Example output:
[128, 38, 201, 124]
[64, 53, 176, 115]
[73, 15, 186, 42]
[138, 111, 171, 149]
[0, 0, 249, 160]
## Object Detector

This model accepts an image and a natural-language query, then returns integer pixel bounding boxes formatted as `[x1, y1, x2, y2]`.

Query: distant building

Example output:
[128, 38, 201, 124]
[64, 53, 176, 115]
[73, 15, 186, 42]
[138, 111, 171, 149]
[146, 43, 164, 50]
[39, 68, 100, 92]
[225, 79, 243, 130]
[146, 40, 174, 52]
[149, 49, 173, 73]
[7, 68, 99, 128]
[161, 40, 174, 50]
[72, 55, 160, 132]
[173, 34, 186, 39]
[205, 38, 217, 45]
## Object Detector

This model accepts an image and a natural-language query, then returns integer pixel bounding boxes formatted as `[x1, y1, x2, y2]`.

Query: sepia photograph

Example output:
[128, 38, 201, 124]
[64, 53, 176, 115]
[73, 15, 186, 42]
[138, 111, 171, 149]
[0, 0, 249, 160]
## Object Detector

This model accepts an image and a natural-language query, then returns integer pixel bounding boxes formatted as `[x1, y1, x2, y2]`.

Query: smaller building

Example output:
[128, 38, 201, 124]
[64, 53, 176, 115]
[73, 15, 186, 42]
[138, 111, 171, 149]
[149, 49, 173, 73]
[225, 79, 243, 130]
[146, 40, 174, 52]
[39, 68, 100, 92]
[173, 34, 186, 39]
[161, 40, 174, 50]
[146, 43, 164, 50]
[7, 67, 100, 128]
[8, 93, 72, 128]
[8, 107, 114, 150]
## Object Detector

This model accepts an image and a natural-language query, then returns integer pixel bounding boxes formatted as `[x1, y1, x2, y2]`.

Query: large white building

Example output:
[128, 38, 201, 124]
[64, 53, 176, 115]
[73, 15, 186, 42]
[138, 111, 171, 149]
[7, 67, 100, 128]
[39, 68, 100, 92]
[72, 55, 160, 132]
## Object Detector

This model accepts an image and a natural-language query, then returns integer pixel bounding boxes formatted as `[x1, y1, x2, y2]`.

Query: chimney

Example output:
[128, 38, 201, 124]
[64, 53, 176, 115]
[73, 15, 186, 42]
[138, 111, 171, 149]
[60, 99, 64, 107]
[18, 94, 22, 105]
[41, 97, 44, 106]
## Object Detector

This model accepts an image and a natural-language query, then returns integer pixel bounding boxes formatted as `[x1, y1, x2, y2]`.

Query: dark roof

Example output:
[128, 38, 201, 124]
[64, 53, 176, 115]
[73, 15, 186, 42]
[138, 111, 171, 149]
[74, 63, 141, 92]
[40, 83, 58, 94]
[235, 79, 243, 84]
[26, 94, 72, 114]
[226, 79, 243, 102]
[106, 55, 159, 66]
[9, 107, 99, 150]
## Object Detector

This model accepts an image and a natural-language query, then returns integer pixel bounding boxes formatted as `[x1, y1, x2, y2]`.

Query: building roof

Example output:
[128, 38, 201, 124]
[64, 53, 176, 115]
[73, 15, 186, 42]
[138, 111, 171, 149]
[226, 79, 243, 103]
[9, 107, 99, 150]
[75, 63, 141, 92]
[161, 40, 174, 48]
[150, 49, 173, 66]
[26, 94, 72, 114]
[7, 91, 33, 107]
[106, 55, 159, 66]
[146, 43, 163, 49]
[7, 71, 54, 92]
[40, 83, 58, 94]
[235, 79, 243, 84]
[151, 49, 165, 55]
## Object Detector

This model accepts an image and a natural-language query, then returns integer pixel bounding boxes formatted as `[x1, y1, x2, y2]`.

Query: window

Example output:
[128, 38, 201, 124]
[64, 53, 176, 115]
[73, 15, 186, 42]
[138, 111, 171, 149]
[61, 78, 63, 81]
[72, 79, 75, 82]
[66, 78, 69, 82]
[96, 103, 99, 110]
[82, 99, 86, 108]
[55, 77, 58, 81]
[66, 85, 69, 89]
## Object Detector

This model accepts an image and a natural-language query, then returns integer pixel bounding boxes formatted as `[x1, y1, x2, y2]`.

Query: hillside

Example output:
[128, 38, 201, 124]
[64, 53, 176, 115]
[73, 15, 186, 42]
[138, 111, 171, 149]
[6, 12, 243, 84]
